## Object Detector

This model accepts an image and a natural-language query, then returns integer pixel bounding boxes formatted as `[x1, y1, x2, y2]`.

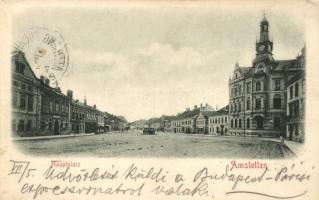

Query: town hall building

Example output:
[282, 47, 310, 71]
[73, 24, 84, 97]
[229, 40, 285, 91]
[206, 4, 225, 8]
[228, 16, 305, 138]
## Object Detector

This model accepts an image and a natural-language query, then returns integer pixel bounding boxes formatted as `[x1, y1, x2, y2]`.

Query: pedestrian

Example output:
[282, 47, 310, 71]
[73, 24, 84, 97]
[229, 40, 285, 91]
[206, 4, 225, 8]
[280, 136, 284, 144]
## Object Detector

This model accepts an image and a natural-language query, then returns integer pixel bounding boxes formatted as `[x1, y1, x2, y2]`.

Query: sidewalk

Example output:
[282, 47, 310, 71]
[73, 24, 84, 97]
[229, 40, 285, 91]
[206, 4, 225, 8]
[263, 137, 303, 156]
[12, 133, 95, 141]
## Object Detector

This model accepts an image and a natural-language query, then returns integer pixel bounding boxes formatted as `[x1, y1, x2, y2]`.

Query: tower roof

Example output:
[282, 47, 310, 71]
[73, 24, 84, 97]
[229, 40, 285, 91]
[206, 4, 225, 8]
[261, 13, 269, 25]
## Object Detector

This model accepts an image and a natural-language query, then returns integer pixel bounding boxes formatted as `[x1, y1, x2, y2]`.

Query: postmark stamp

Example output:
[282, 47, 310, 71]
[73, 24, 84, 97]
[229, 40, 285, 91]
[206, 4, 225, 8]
[14, 27, 69, 88]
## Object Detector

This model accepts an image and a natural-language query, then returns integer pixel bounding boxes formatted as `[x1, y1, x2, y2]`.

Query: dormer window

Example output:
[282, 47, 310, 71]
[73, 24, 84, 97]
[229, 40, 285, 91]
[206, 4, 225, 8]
[15, 61, 25, 74]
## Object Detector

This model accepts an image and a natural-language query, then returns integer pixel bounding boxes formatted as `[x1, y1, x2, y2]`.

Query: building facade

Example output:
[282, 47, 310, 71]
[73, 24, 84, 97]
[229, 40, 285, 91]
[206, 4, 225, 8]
[286, 72, 305, 142]
[39, 80, 70, 136]
[11, 51, 41, 137]
[208, 105, 229, 135]
[68, 90, 86, 134]
[228, 16, 305, 137]
[11, 50, 119, 137]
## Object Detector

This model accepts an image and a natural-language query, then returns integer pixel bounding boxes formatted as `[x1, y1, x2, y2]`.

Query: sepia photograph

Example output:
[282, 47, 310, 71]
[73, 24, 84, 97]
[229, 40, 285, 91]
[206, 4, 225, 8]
[1, 1, 319, 200]
[10, 4, 306, 159]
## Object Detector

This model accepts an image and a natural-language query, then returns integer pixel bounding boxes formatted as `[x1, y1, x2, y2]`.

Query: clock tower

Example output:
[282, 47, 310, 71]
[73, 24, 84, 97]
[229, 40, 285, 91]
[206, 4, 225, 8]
[254, 15, 274, 64]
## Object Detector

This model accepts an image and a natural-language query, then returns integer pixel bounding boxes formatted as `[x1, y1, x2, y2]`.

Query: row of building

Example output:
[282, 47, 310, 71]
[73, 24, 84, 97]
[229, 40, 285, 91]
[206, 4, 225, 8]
[170, 16, 305, 142]
[12, 50, 128, 137]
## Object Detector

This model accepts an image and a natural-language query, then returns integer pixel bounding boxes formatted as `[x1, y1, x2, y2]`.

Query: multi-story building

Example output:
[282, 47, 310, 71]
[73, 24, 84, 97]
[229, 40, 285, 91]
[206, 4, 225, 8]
[228, 16, 305, 137]
[286, 72, 305, 142]
[208, 105, 229, 135]
[195, 110, 215, 134]
[68, 90, 86, 134]
[39, 78, 70, 136]
[171, 117, 182, 133]
[83, 100, 98, 133]
[11, 50, 41, 137]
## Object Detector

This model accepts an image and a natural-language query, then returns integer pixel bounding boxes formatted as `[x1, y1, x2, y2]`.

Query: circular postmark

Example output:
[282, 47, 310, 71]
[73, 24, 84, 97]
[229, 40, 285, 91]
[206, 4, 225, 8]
[15, 27, 69, 88]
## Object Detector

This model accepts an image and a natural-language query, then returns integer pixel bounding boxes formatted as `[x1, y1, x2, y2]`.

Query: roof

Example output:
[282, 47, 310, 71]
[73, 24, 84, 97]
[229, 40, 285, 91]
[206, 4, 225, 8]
[287, 72, 305, 85]
[213, 105, 229, 115]
[200, 110, 216, 117]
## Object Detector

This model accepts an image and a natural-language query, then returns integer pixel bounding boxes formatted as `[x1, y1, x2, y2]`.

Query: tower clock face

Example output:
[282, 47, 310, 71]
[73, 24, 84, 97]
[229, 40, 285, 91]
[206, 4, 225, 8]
[258, 45, 265, 52]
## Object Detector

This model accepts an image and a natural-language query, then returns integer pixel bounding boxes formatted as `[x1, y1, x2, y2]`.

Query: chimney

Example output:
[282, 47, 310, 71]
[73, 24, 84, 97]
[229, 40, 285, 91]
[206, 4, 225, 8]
[84, 96, 87, 105]
[40, 75, 45, 83]
[44, 78, 50, 86]
[194, 105, 197, 109]
[67, 90, 73, 99]
[55, 87, 61, 93]
[200, 103, 203, 109]
[206, 103, 208, 107]
[93, 104, 96, 109]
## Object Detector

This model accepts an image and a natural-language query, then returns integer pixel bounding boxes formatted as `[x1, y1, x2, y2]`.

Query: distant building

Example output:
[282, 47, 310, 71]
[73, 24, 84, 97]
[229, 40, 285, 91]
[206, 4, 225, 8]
[171, 103, 213, 134]
[286, 72, 305, 142]
[208, 105, 229, 135]
[228, 16, 305, 137]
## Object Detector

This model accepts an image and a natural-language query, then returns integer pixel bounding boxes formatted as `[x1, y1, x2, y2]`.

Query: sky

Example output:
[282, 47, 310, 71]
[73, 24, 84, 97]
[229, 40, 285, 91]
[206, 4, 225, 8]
[12, 4, 306, 122]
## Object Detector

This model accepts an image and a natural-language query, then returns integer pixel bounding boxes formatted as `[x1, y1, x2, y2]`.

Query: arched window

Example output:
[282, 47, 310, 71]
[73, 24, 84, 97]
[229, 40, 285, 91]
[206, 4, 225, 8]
[238, 102, 241, 112]
[273, 94, 281, 109]
[246, 97, 250, 110]
[247, 118, 250, 128]
[256, 81, 261, 91]
[274, 117, 281, 129]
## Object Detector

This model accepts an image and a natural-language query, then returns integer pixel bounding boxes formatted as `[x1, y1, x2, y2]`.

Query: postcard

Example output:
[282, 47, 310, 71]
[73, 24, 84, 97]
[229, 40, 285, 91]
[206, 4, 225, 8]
[0, 0, 319, 200]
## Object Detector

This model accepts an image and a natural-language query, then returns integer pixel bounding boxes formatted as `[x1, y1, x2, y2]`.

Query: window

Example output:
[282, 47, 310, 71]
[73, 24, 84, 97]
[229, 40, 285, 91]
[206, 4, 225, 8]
[18, 120, 25, 131]
[246, 83, 251, 94]
[274, 117, 281, 129]
[13, 81, 19, 87]
[231, 119, 233, 128]
[12, 91, 18, 108]
[246, 97, 250, 110]
[256, 81, 261, 91]
[235, 119, 237, 128]
[41, 121, 46, 131]
[12, 119, 16, 132]
[49, 121, 52, 130]
[239, 85, 242, 95]
[273, 94, 281, 109]
[20, 93, 26, 110]
[255, 116, 263, 129]
[27, 94, 33, 111]
[15, 61, 25, 74]
[225, 117, 227, 123]
[289, 86, 293, 99]
[27, 85, 33, 92]
[239, 119, 242, 128]
[26, 120, 32, 131]
[256, 98, 262, 109]
[302, 79, 305, 94]
[238, 102, 241, 112]
[247, 118, 250, 128]
[295, 83, 299, 97]
[49, 101, 53, 112]
[274, 80, 281, 91]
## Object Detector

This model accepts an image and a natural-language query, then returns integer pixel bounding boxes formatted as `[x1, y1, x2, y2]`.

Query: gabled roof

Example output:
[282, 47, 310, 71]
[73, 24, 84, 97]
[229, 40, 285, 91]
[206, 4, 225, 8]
[11, 49, 39, 82]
